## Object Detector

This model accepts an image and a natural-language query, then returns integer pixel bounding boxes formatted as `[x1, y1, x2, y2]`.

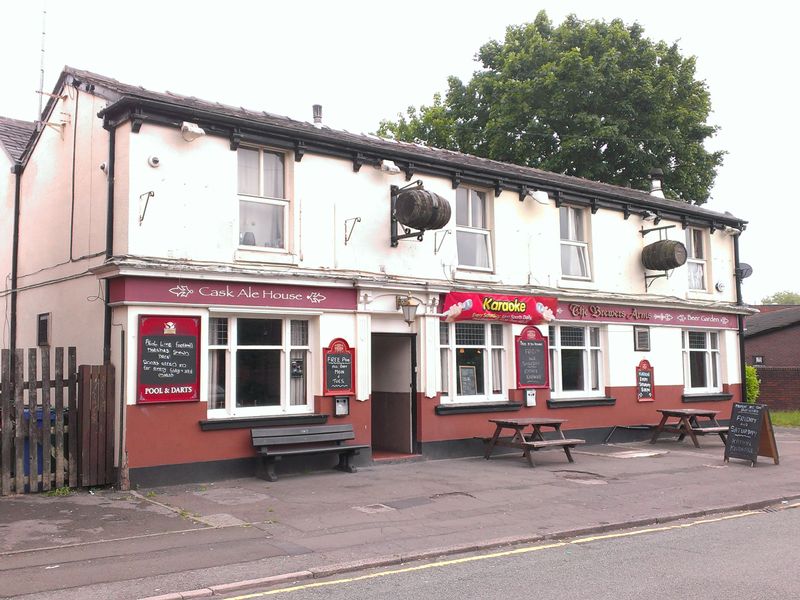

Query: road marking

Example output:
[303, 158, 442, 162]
[222, 509, 778, 598]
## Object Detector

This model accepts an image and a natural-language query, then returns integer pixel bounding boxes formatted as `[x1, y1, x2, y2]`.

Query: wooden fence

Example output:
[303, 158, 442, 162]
[0, 348, 115, 495]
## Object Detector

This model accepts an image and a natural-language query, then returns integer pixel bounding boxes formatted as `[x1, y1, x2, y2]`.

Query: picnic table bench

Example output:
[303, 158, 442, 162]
[251, 423, 368, 481]
[482, 418, 586, 468]
[649, 408, 729, 448]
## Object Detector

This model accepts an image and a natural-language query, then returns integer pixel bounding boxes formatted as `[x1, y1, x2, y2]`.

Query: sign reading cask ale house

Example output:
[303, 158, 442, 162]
[515, 326, 549, 389]
[636, 360, 654, 402]
[323, 338, 356, 396]
[137, 315, 200, 403]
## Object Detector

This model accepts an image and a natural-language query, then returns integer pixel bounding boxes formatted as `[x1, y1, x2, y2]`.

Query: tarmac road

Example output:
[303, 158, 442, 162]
[2, 429, 799, 600]
[219, 505, 800, 600]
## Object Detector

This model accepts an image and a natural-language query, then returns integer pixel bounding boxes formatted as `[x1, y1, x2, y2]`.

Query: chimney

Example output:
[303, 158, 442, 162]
[649, 168, 665, 198]
[312, 104, 323, 127]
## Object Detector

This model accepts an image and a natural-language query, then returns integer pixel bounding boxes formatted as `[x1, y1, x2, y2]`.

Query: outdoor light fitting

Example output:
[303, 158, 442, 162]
[396, 294, 420, 325]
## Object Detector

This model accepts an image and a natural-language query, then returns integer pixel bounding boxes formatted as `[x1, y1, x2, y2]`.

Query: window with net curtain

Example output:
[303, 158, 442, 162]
[560, 206, 591, 278]
[548, 324, 603, 397]
[686, 228, 706, 290]
[238, 147, 286, 249]
[440, 322, 505, 400]
[456, 186, 492, 269]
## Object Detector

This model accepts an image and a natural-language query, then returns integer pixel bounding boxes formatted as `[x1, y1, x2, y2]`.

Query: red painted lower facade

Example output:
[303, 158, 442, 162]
[112, 275, 744, 478]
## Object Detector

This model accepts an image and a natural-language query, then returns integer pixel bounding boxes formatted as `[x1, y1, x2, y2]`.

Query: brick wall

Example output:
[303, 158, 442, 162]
[754, 366, 800, 410]
[745, 324, 800, 367]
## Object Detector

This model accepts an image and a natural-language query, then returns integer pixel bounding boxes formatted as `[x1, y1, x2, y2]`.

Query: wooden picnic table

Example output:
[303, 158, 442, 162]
[483, 417, 585, 467]
[649, 408, 729, 448]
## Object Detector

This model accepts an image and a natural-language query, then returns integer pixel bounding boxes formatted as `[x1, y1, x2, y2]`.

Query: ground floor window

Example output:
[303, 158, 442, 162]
[440, 321, 505, 401]
[208, 316, 310, 415]
[683, 330, 721, 393]
[548, 324, 604, 398]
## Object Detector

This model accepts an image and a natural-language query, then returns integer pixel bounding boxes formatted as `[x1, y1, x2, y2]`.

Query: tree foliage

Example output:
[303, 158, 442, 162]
[761, 291, 800, 305]
[377, 11, 724, 203]
[745, 365, 760, 404]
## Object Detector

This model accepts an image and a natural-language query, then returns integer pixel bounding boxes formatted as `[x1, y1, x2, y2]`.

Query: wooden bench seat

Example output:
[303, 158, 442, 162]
[251, 424, 368, 482]
[691, 426, 729, 443]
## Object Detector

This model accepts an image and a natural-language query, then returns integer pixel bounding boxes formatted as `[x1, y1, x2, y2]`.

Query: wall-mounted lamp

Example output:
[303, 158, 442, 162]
[396, 294, 420, 325]
[181, 121, 206, 142]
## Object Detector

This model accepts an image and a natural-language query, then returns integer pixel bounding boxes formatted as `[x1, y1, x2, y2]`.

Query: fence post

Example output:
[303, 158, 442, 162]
[40, 347, 52, 492]
[54, 348, 65, 489]
[14, 349, 24, 494]
[1, 350, 11, 496]
[68, 348, 78, 489]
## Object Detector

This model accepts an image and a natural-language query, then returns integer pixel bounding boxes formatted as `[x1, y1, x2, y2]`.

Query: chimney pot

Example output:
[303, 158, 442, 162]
[313, 104, 322, 124]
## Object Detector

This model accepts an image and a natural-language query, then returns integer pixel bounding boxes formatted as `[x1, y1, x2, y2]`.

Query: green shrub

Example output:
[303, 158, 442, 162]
[745, 365, 761, 403]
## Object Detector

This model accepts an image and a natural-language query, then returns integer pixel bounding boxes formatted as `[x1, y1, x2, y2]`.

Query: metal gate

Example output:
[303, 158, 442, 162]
[0, 348, 116, 495]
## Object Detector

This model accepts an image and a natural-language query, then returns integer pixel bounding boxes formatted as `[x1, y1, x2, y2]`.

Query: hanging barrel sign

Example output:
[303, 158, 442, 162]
[641, 239, 687, 271]
[636, 359, 654, 402]
[137, 315, 200, 403]
[323, 338, 356, 396]
[394, 187, 452, 230]
[515, 326, 549, 389]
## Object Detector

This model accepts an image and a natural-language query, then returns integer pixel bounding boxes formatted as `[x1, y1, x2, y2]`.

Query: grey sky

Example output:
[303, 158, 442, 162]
[2, 1, 795, 303]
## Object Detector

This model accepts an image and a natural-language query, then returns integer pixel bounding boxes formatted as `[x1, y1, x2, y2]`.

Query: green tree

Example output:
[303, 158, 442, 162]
[378, 11, 724, 203]
[761, 291, 800, 305]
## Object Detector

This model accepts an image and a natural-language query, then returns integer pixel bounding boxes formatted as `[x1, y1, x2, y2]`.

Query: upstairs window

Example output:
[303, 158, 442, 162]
[560, 206, 591, 279]
[238, 147, 287, 250]
[686, 228, 706, 290]
[456, 186, 492, 270]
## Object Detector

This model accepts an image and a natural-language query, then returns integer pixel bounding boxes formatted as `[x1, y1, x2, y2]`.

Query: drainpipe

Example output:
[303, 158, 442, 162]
[733, 232, 747, 402]
[102, 122, 116, 363]
[9, 163, 22, 356]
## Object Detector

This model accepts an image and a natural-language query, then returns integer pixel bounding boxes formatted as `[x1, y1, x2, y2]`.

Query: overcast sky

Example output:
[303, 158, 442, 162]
[1, 1, 795, 304]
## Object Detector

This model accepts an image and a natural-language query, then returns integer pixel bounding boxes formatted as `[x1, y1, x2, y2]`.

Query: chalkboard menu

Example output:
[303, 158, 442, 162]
[515, 326, 549, 389]
[323, 338, 356, 396]
[724, 403, 780, 466]
[137, 316, 200, 403]
[459, 366, 478, 395]
[636, 360, 654, 402]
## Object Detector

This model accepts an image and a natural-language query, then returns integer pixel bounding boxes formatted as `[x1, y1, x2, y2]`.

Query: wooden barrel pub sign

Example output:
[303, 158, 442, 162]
[323, 338, 356, 396]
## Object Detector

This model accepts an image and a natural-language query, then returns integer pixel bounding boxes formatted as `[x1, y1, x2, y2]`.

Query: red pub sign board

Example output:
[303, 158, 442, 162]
[557, 302, 737, 329]
[323, 338, 356, 396]
[137, 315, 200, 403]
[442, 292, 557, 325]
[636, 360, 655, 402]
[515, 326, 549, 389]
[110, 276, 357, 310]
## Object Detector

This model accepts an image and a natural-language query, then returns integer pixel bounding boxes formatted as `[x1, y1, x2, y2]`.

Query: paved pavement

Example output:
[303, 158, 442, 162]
[2, 429, 799, 600]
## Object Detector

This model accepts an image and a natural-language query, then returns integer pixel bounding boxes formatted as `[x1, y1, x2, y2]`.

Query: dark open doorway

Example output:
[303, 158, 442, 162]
[370, 333, 417, 457]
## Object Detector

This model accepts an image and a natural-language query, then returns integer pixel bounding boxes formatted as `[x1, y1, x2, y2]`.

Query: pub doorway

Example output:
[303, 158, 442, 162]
[370, 333, 417, 458]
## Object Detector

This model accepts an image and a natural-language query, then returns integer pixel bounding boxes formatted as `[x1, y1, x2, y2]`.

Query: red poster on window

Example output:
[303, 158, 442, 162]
[137, 316, 201, 403]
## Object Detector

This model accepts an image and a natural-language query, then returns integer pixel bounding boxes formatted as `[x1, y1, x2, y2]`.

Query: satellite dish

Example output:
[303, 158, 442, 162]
[738, 263, 753, 279]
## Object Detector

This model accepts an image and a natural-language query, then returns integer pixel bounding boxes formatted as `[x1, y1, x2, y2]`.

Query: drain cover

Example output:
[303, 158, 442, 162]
[352, 503, 396, 514]
[555, 471, 608, 485]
